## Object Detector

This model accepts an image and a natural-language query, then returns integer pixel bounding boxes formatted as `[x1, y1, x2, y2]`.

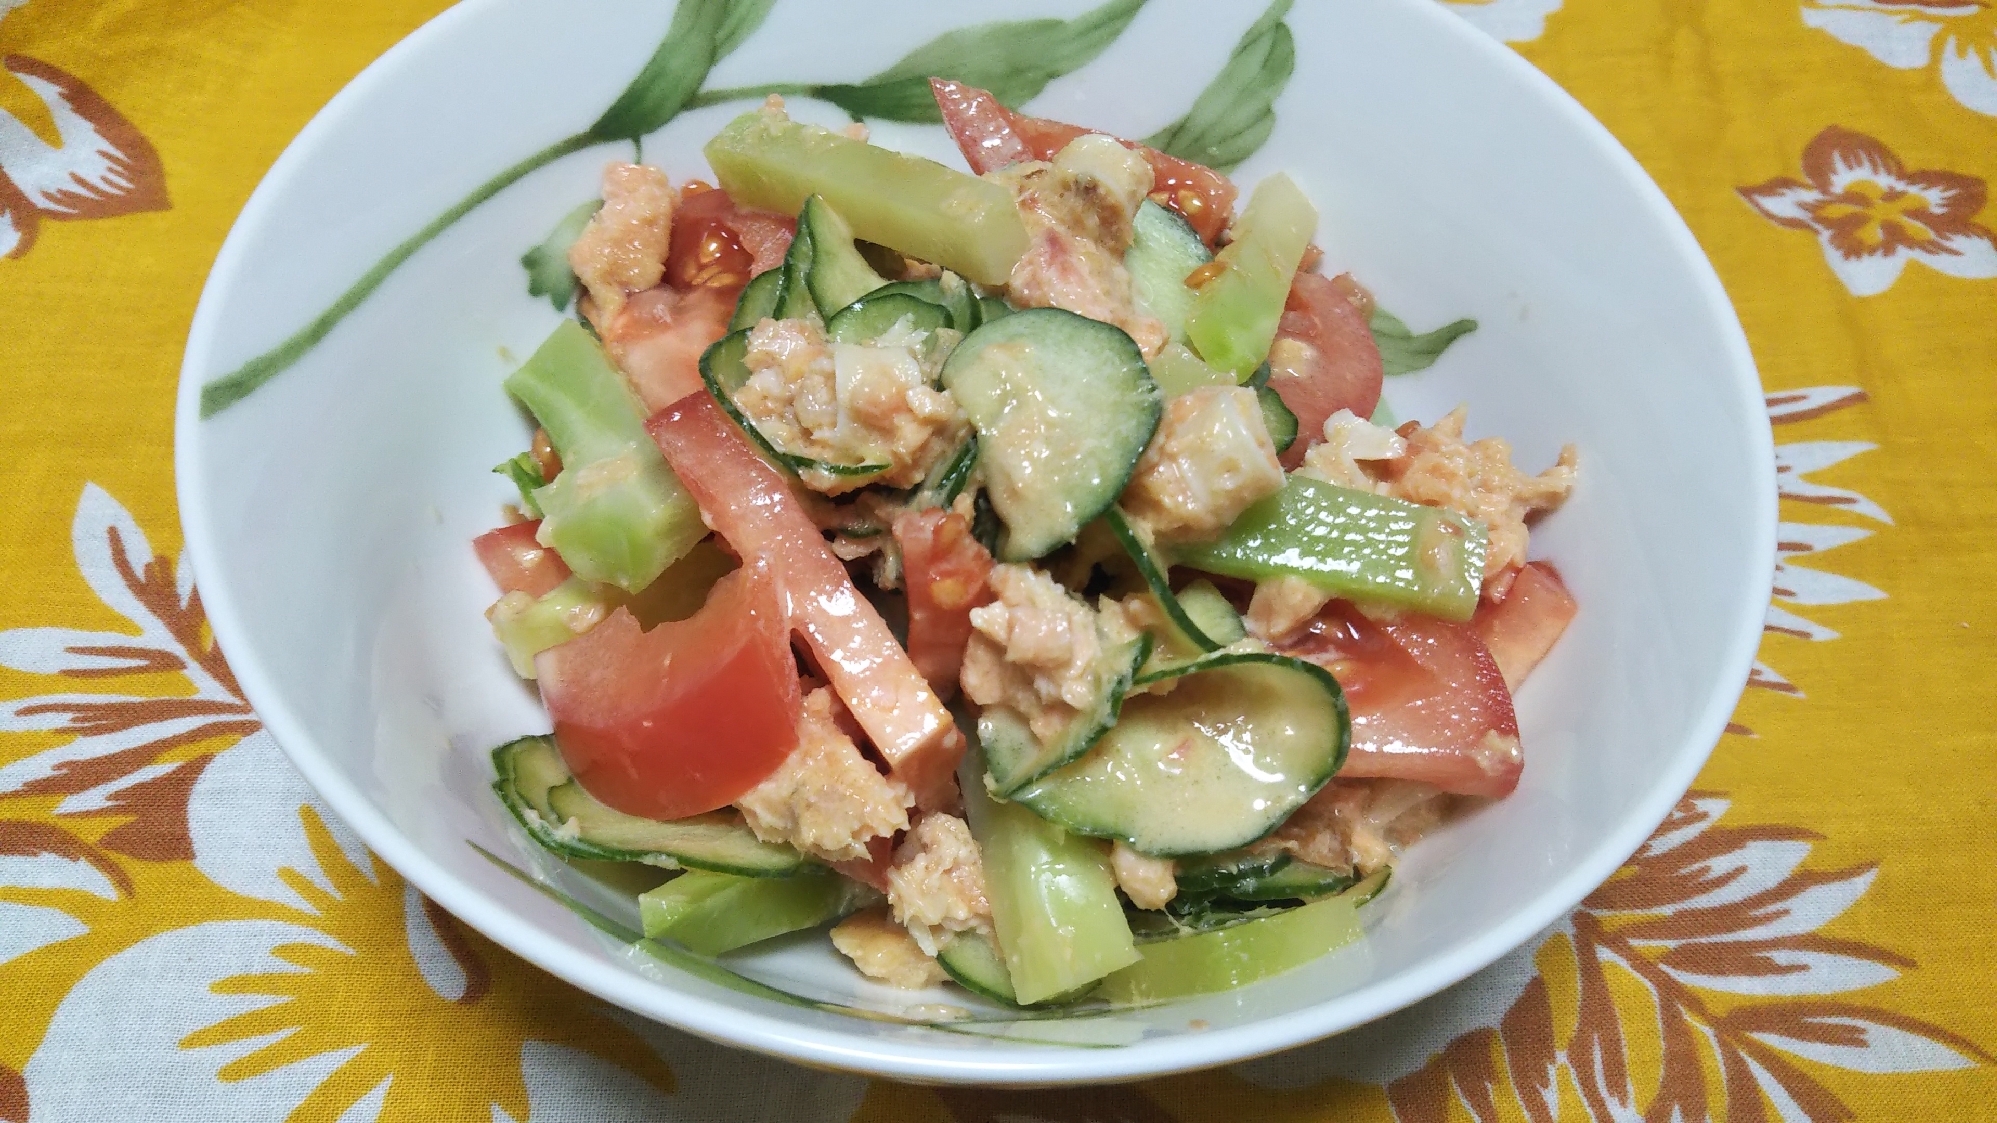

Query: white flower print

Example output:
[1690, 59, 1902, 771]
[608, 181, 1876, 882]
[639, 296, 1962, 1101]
[1802, 0, 1997, 117]
[1438, 0, 1566, 43]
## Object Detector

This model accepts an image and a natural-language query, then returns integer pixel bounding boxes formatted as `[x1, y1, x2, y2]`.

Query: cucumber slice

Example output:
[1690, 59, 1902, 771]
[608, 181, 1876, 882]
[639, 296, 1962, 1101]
[937, 929, 1099, 1008]
[1104, 508, 1221, 654]
[941, 309, 1162, 561]
[639, 866, 873, 956]
[979, 295, 1013, 324]
[1136, 579, 1248, 678]
[1186, 173, 1318, 377]
[1256, 384, 1298, 454]
[1172, 849, 1291, 899]
[937, 272, 982, 333]
[706, 109, 1029, 286]
[488, 576, 609, 677]
[729, 268, 786, 332]
[912, 436, 978, 510]
[1172, 475, 1489, 622]
[1126, 901, 1295, 943]
[699, 329, 892, 481]
[960, 750, 1140, 1005]
[491, 737, 805, 876]
[506, 321, 705, 592]
[980, 629, 1150, 795]
[799, 196, 889, 318]
[1126, 200, 1209, 345]
[1101, 871, 1386, 1002]
[1012, 653, 1350, 856]
[825, 292, 951, 348]
[775, 210, 817, 321]
[1147, 342, 1233, 398]
[1228, 859, 1355, 902]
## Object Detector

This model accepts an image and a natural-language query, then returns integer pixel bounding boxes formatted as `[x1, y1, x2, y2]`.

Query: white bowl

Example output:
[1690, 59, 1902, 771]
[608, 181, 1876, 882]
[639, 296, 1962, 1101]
[175, 0, 1774, 1085]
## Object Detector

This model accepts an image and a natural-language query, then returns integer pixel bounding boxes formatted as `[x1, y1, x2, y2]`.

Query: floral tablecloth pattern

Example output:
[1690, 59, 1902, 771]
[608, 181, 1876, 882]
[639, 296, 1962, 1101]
[3, 0, 1993, 1119]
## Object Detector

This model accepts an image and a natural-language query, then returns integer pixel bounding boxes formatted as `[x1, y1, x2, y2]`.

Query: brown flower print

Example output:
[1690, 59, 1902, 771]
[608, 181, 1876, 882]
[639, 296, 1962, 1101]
[1384, 792, 1989, 1123]
[1739, 126, 1997, 296]
[0, 54, 168, 258]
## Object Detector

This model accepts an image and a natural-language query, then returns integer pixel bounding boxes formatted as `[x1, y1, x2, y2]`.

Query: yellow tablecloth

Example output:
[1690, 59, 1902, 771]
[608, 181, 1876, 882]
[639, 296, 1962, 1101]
[4, 0, 1994, 1118]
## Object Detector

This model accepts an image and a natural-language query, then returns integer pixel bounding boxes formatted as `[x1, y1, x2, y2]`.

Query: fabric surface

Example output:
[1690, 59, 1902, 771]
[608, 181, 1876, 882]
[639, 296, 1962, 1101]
[3, 0, 1994, 1119]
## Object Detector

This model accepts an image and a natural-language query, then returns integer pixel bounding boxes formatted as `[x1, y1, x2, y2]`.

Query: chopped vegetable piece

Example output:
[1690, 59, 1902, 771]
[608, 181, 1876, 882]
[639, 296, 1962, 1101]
[1146, 342, 1233, 398]
[1135, 578, 1246, 678]
[1125, 199, 1209, 343]
[929, 78, 1238, 246]
[1274, 601, 1522, 798]
[705, 108, 1028, 286]
[1104, 507, 1220, 652]
[895, 508, 997, 697]
[1098, 871, 1384, 1003]
[491, 736, 804, 876]
[1013, 652, 1349, 856]
[487, 576, 608, 677]
[474, 520, 571, 597]
[1174, 475, 1489, 623]
[666, 183, 794, 290]
[978, 629, 1149, 795]
[598, 284, 738, 413]
[646, 392, 963, 809]
[504, 321, 705, 592]
[960, 751, 1139, 1004]
[640, 866, 874, 955]
[494, 453, 546, 517]
[535, 559, 801, 821]
[728, 267, 786, 331]
[1268, 271, 1386, 467]
[798, 195, 890, 316]
[1185, 173, 1317, 377]
[1472, 560, 1578, 690]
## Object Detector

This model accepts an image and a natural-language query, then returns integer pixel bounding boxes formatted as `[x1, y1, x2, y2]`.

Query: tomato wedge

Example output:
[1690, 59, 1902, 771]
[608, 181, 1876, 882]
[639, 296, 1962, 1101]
[666, 183, 794, 289]
[1472, 561, 1577, 690]
[1276, 601, 1522, 798]
[600, 284, 736, 413]
[929, 78, 1238, 247]
[473, 521, 570, 597]
[1269, 271, 1385, 469]
[647, 392, 964, 808]
[535, 559, 802, 820]
[894, 508, 997, 697]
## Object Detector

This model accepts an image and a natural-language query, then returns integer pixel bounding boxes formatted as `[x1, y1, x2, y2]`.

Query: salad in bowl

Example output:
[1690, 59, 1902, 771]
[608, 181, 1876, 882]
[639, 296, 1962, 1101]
[475, 81, 1578, 1008]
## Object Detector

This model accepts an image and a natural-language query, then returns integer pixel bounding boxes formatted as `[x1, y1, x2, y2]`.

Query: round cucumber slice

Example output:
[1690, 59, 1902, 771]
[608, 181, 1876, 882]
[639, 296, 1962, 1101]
[825, 292, 952, 348]
[1010, 653, 1350, 856]
[728, 267, 786, 332]
[940, 309, 1162, 561]
[698, 329, 892, 481]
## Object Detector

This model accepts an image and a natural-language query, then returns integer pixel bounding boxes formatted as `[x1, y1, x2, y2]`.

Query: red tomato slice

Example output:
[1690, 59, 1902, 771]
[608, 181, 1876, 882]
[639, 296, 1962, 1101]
[665, 183, 795, 289]
[1472, 561, 1577, 691]
[1269, 271, 1386, 469]
[473, 521, 570, 597]
[928, 79, 1238, 247]
[1277, 602, 1522, 798]
[894, 508, 997, 697]
[601, 284, 736, 413]
[536, 559, 801, 820]
[646, 392, 964, 809]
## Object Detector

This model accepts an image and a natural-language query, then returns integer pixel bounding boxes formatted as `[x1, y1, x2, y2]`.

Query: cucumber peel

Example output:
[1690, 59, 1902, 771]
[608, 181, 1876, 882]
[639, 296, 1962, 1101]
[1104, 507, 1222, 654]
[491, 737, 805, 876]
[728, 267, 786, 332]
[698, 329, 893, 482]
[979, 629, 1151, 795]
[798, 195, 890, 317]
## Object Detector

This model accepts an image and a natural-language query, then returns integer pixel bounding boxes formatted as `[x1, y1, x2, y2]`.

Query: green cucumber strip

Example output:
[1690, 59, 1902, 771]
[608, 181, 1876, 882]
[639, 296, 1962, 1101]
[937, 272, 982, 333]
[1185, 173, 1318, 377]
[490, 737, 804, 875]
[488, 576, 608, 677]
[825, 292, 951, 348]
[980, 629, 1150, 795]
[1100, 871, 1386, 1003]
[1147, 342, 1234, 398]
[799, 195, 889, 317]
[1229, 859, 1355, 902]
[1172, 475, 1489, 622]
[639, 866, 873, 956]
[506, 321, 705, 592]
[729, 267, 786, 332]
[1012, 653, 1350, 856]
[1256, 384, 1298, 454]
[978, 295, 1013, 324]
[493, 452, 545, 517]
[869, 278, 945, 306]
[1137, 579, 1248, 678]
[941, 309, 1162, 561]
[938, 930, 1099, 1009]
[705, 109, 1029, 286]
[1104, 508, 1220, 653]
[1173, 850, 1291, 898]
[1126, 200, 1210, 345]
[913, 436, 978, 511]
[1126, 900, 1295, 943]
[698, 330, 892, 480]
[961, 750, 1139, 1005]
[776, 213, 818, 320]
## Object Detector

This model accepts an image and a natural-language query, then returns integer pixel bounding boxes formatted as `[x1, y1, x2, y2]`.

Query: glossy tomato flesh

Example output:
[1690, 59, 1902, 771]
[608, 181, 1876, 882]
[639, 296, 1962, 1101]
[646, 392, 963, 809]
[894, 508, 997, 696]
[473, 521, 570, 597]
[1472, 561, 1577, 690]
[1269, 271, 1385, 468]
[602, 284, 735, 412]
[666, 183, 794, 289]
[1278, 602, 1522, 798]
[536, 559, 801, 820]
[929, 78, 1238, 247]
